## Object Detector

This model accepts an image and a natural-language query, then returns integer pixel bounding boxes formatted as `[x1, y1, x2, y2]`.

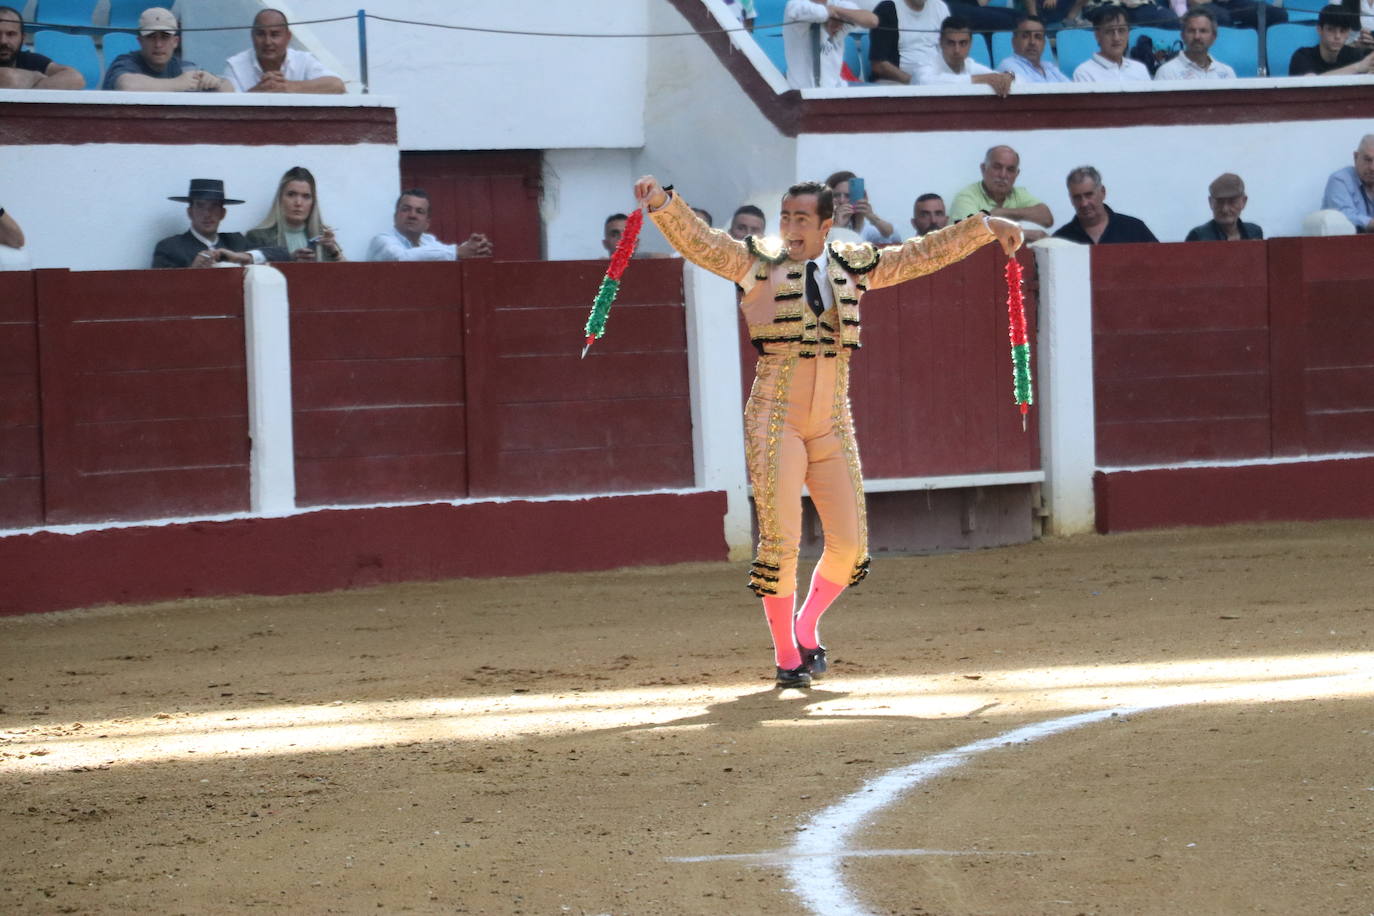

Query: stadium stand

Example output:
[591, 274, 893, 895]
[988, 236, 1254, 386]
[33, 29, 99, 88]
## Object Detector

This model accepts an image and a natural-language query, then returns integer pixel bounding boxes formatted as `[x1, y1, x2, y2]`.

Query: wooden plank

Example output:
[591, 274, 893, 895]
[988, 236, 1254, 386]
[63, 317, 245, 372]
[491, 351, 689, 404]
[1095, 374, 1269, 424]
[1305, 410, 1374, 454]
[73, 417, 249, 473]
[1267, 238, 1309, 456]
[490, 443, 694, 496]
[490, 302, 687, 355]
[1305, 366, 1374, 413]
[51, 466, 249, 523]
[0, 271, 36, 322]
[293, 405, 465, 459]
[0, 477, 42, 529]
[1094, 329, 1270, 379]
[289, 308, 463, 361]
[292, 358, 464, 411]
[0, 373, 39, 426]
[69, 367, 246, 422]
[49, 268, 242, 320]
[0, 425, 41, 476]
[279, 261, 459, 312]
[295, 454, 467, 507]
[496, 398, 692, 451]
[1097, 417, 1271, 465]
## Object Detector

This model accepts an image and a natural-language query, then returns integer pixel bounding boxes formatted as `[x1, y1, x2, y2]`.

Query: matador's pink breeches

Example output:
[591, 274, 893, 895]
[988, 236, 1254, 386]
[744, 353, 870, 597]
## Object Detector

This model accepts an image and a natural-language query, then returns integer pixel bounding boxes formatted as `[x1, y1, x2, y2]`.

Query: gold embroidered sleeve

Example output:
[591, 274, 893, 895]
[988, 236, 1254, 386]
[647, 191, 754, 285]
[866, 216, 997, 291]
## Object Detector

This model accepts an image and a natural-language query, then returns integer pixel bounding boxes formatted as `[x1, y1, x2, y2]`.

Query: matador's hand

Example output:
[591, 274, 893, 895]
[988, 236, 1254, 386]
[634, 176, 667, 210]
[986, 215, 1024, 255]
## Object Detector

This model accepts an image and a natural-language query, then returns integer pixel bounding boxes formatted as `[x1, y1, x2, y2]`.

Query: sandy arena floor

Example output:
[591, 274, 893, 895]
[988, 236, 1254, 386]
[2, 520, 1372, 915]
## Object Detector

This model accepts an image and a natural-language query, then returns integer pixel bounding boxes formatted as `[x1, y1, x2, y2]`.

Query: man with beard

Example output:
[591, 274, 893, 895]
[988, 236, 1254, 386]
[0, 6, 84, 89]
[1155, 9, 1237, 80]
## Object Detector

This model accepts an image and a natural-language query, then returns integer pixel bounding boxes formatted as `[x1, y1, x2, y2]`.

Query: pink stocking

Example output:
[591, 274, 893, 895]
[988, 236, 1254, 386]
[795, 573, 844, 650]
[762, 594, 802, 670]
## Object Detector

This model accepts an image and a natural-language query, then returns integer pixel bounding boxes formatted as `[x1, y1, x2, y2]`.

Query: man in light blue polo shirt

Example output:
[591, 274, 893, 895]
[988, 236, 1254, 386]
[1321, 134, 1374, 233]
[997, 15, 1070, 83]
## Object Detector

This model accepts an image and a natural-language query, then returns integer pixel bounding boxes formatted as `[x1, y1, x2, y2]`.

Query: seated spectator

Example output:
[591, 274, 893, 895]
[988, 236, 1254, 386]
[1194, 0, 1287, 29]
[152, 179, 290, 269]
[1026, 0, 1083, 28]
[1053, 165, 1158, 244]
[998, 15, 1070, 83]
[693, 207, 715, 226]
[869, 0, 952, 85]
[916, 16, 1015, 97]
[911, 193, 949, 235]
[245, 166, 345, 262]
[602, 213, 628, 256]
[784, 0, 877, 89]
[1185, 173, 1263, 240]
[728, 205, 767, 240]
[946, 0, 1020, 36]
[825, 170, 903, 243]
[1155, 8, 1237, 79]
[950, 145, 1053, 241]
[0, 6, 84, 89]
[103, 8, 232, 92]
[1082, 0, 1179, 27]
[367, 189, 493, 261]
[1074, 6, 1153, 81]
[1321, 133, 1374, 232]
[0, 203, 22, 249]
[1289, 5, 1374, 75]
[222, 9, 345, 94]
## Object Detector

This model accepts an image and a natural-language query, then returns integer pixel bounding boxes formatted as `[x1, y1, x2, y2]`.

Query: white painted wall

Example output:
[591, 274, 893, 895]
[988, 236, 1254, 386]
[795, 80, 1374, 243]
[3, 93, 398, 271]
[542, 148, 638, 261]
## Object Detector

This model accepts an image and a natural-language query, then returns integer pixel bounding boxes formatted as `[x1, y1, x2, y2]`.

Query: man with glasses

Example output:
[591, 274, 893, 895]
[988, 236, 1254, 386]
[997, 15, 1069, 83]
[1073, 6, 1152, 82]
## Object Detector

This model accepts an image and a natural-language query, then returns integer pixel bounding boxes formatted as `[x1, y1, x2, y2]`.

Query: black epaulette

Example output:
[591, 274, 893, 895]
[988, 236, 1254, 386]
[746, 235, 789, 265]
[828, 240, 880, 274]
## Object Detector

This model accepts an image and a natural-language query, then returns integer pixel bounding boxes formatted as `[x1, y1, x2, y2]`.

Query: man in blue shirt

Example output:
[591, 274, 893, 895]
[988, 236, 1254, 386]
[997, 15, 1070, 83]
[102, 6, 231, 92]
[1322, 134, 1374, 233]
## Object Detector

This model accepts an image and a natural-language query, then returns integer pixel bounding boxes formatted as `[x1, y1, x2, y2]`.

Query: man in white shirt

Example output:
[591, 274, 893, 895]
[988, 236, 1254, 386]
[1154, 8, 1237, 80]
[1074, 6, 1152, 81]
[783, 0, 878, 89]
[222, 8, 344, 94]
[869, 0, 953, 84]
[998, 14, 1071, 82]
[366, 190, 493, 262]
[916, 15, 1015, 95]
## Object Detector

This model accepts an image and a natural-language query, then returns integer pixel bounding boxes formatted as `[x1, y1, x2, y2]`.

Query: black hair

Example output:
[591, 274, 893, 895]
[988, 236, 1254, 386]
[784, 181, 834, 221]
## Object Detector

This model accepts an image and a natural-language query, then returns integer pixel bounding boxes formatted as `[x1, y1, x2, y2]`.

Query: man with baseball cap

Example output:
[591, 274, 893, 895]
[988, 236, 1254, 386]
[103, 7, 232, 92]
[1185, 173, 1264, 242]
[152, 179, 289, 269]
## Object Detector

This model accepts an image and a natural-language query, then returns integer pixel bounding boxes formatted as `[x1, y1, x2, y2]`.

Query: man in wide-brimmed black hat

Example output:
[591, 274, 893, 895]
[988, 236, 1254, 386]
[152, 179, 289, 269]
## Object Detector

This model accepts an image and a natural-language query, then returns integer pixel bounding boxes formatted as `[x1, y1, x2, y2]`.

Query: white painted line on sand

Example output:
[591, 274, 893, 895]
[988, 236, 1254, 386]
[667, 848, 1034, 865]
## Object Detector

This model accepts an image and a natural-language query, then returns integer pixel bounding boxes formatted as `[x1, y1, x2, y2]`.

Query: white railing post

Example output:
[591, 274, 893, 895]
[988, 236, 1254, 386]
[682, 262, 753, 560]
[242, 265, 297, 516]
[1032, 239, 1097, 535]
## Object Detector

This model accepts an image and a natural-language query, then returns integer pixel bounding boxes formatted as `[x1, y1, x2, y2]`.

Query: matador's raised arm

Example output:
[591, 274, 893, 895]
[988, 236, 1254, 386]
[642, 188, 755, 286]
[861, 216, 1000, 291]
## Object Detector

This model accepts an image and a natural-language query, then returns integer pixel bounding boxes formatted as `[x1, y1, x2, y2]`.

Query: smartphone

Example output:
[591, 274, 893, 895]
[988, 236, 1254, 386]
[307, 235, 325, 246]
[849, 177, 866, 202]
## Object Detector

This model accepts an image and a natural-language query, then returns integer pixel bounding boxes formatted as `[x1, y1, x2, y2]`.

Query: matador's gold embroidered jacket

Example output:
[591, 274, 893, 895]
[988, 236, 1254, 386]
[648, 190, 997, 357]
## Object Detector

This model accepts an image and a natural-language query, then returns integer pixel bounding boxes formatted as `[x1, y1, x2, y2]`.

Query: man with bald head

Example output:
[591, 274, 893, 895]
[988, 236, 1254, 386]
[950, 145, 1053, 241]
[222, 8, 344, 93]
[1321, 134, 1374, 233]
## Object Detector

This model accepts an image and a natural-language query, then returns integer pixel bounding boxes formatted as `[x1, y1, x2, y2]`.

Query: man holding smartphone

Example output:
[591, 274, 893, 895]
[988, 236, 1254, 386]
[825, 170, 903, 243]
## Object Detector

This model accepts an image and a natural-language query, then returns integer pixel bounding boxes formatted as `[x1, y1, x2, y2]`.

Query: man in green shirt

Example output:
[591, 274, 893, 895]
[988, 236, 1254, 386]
[949, 145, 1054, 241]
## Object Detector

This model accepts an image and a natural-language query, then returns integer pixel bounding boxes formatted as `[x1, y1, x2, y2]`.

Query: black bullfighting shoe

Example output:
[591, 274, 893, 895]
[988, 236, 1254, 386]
[800, 644, 828, 679]
[775, 664, 812, 689]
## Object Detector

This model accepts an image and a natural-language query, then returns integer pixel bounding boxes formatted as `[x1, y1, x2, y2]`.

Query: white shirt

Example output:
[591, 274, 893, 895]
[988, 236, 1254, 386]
[784, 0, 857, 89]
[915, 51, 995, 85]
[221, 47, 340, 92]
[366, 227, 457, 262]
[1154, 53, 1236, 80]
[895, 0, 951, 78]
[998, 53, 1070, 83]
[1073, 52, 1151, 82]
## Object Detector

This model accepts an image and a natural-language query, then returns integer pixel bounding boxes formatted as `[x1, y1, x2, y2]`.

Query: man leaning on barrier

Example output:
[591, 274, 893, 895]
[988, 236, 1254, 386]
[222, 8, 345, 94]
[366, 189, 493, 262]
[103, 7, 232, 92]
[0, 6, 84, 89]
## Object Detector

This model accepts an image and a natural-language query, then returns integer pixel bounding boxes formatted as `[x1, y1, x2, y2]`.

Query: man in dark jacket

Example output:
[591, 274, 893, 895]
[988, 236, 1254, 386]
[152, 179, 288, 268]
[1052, 165, 1158, 245]
[1185, 173, 1264, 241]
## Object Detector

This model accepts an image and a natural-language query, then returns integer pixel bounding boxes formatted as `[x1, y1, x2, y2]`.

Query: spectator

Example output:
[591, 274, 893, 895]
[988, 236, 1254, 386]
[152, 179, 290, 269]
[1084, 0, 1179, 27]
[222, 8, 345, 94]
[245, 166, 345, 262]
[911, 193, 949, 234]
[693, 207, 715, 226]
[784, 0, 878, 89]
[869, 0, 952, 85]
[825, 170, 903, 243]
[602, 213, 628, 256]
[950, 145, 1054, 241]
[728, 204, 767, 240]
[1027, 0, 1083, 28]
[1185, 173, 1263, 241]
[366, 189, 493, 261]
[1198, 0, 1287, 30]
[1155, 8, 1237, 80]
[1074, 7, 1153, 82]
[0, 204, 22, 249]
[724, 0, 757, 32]
[1289, 5, 1374, 75]
[1052, 165, 1159, 244]
[916, 16, 1015, 97]
[0, 6, 84, 89]
[1321, 133, 1374, 232]
[998, 15, 1070, 83]
[103, 8, 232, 92]
[946, 0, 1020, 36]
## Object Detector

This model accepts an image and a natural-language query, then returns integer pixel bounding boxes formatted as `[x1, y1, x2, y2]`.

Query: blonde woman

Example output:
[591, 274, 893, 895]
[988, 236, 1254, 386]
[246, 166, 344, 261]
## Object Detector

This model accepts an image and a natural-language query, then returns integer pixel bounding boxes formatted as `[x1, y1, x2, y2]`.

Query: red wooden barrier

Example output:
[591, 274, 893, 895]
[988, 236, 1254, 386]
[0, 272, 41, 527]
[33, 268, 250, 524]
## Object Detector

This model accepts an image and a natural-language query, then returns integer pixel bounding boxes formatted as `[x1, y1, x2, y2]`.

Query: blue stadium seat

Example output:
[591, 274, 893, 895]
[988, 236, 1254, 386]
[33, 30, 99, 88]
[1133, 25, 1183, 58]
[971, 33, 993, 67]
[844, 30, 869, 82]
[1053, 27, 1098, 76]
[1212, 26, 1259, 77]
[33, 0, 96, 30]
[107, 0, 160, 31]
[1264, 22, 1313, 75]
[101, 30, 139, 71]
